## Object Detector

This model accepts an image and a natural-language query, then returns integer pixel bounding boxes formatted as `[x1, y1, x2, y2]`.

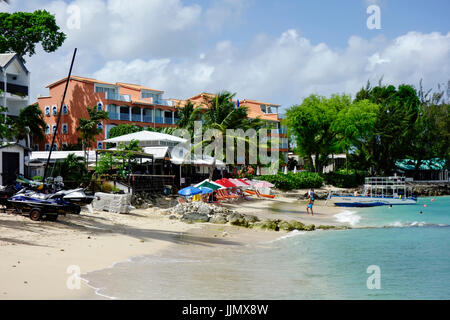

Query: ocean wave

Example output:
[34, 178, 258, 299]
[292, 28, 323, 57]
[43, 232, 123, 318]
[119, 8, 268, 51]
[334, 210, 361, 226]
[386, 221, 448, 228]
[78, 275, 117, 300]
[264, 230, 307, 243]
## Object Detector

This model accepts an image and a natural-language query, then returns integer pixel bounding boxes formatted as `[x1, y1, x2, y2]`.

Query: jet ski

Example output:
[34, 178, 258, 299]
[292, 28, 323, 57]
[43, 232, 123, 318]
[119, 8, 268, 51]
[23, 188, 95, 206]
[8, 189, 81, 221]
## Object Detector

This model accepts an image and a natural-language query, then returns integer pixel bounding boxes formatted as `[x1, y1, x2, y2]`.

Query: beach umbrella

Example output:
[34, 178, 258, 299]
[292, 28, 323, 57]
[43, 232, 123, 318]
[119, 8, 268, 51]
[229, 178, 248, 187]
[199, 186, 213, 194]
[237, 178, 251, 186]
[214, 178, 236, 188]
[178, 186, 202, 196]
[254, 181, 275, 188]
[194, 179, 223, 190]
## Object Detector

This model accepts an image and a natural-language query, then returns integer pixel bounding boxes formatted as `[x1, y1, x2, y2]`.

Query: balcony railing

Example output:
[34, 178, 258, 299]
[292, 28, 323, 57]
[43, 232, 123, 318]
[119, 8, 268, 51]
[155, 117, 163, 124]
[164, 117, 173, 124]
[143, 115, 153, 123]
[108, 112, 119, 120]
[105, 92, 131, 102]
[0, 81, 28, 96]
[120, 113, 130, 121]
[153, 99, 174, 106]
[132, 114, 141, 122]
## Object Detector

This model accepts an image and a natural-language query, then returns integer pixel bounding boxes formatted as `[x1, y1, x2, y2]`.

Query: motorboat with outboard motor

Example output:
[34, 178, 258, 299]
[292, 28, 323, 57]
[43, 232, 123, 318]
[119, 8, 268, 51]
[7, 189, 81, 221]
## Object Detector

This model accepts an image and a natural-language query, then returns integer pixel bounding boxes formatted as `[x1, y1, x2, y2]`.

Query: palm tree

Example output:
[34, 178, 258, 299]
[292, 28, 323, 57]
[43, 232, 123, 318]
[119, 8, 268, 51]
[60, 153, 87, 183]
[201, 91, 264, 179]
[77, 106, 109, 168]
[175, 100, 202, 134]
[9, 103, 46, 147]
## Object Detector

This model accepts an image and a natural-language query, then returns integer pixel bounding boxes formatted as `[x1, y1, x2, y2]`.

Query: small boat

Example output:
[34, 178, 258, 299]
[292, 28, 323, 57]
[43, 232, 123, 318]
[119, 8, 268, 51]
[8, 189, 81, 221]
[328, 176, 417, 207]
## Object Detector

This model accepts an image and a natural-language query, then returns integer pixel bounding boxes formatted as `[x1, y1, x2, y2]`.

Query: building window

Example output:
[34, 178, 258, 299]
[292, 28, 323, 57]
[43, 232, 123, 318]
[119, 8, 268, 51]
[97, 122, 103, 130]
[52, 105, 57, 115]
[52, 144, 57, 151]
[62, 124, 68, 134]
[97, 102, 103, 111]
[45, 106, 50, 116]
[45, 125, 50, 134]
[62, 142, 68, 150]
[62, 105, 68, 114]
[45, 144, 50, 151]
[97, 142, 103, 150]
[52, 125, 56, 134]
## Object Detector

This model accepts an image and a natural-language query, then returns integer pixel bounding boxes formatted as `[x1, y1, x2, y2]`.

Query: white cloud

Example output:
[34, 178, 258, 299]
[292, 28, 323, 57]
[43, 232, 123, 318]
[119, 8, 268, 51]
[90, 30, 450, 108]
[4, 1, 448, 109]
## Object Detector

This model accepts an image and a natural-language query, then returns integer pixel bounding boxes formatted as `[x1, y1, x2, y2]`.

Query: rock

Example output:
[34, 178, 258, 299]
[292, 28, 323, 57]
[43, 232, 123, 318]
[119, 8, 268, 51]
[181, 213, 210, 223]
[228, 212, 247, 227]
[289, 220, 306, 230]
[243, 215, 259, 224]
[304, 224, 315, 231]
[168, 215, 178, 220]
[253, 219, 278, 231]
[278, 220, 294, 231]
[197, 203, 213, 215]
[209, 214, 228, 224]
[317, 225, 335, 230]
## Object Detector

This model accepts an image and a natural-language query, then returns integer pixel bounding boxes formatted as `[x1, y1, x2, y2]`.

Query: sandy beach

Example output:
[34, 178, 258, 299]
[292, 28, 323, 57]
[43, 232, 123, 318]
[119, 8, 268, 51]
[0, 196, 345, 300]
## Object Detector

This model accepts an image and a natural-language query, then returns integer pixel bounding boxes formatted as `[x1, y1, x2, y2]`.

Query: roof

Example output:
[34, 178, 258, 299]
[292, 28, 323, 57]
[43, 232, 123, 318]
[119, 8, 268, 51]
[142, 146, 170, 159]
[46, 76, 164, 93]
[0, 53, 29, 74]
[396, 159, 446, 171]
[29, 150, 97, 162]
[116, 82, 164, 93]
[0, 141, 31, 151]
[103, 130, 187, 144]
[46, 76, 116, 88]
[240, 99, 281, 107]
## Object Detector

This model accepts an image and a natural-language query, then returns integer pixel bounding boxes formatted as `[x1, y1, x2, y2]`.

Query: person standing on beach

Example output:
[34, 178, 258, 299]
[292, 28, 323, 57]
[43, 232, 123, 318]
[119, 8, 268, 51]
[306, 189, 314, 216]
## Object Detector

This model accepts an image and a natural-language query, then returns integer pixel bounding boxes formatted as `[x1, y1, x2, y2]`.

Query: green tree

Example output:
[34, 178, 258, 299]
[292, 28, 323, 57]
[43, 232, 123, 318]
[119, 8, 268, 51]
[77, 106, 109, 167]
[175, 100, 202, 134]
[108, 124, 144, 139]
[332, 99, 379, 173]
[0, 10, 66, 59]
[8, 103, 46, 148]
[285, 94, 350, 173]
[59, 153, 88, 183]
[200, 91, 264, 179]
[355, 83, 421, 174]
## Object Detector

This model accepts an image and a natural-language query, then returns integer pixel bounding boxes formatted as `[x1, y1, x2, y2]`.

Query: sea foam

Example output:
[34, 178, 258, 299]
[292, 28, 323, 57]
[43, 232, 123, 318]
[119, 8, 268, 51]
[334, 210, 361, 226]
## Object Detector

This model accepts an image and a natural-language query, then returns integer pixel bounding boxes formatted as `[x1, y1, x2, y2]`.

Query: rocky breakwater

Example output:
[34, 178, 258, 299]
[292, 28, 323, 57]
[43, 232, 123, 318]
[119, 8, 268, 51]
[408, 182, 449, 196]
[158, 202, 338, 232]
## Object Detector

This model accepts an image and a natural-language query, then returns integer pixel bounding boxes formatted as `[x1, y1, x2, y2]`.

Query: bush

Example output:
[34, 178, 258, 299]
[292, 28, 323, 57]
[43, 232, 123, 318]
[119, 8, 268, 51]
[32, 176, 43, 181]
[321, 172, 364, 188]
[256, 172, 323, 190]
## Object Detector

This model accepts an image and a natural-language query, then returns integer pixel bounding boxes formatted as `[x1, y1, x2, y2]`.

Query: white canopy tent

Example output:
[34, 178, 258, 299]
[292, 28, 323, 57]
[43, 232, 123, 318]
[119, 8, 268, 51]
[103, 131, 186, 147]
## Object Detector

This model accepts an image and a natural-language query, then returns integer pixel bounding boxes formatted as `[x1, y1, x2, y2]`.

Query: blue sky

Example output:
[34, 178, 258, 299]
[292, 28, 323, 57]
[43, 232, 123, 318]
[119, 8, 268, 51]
[2, 0, 450, 108]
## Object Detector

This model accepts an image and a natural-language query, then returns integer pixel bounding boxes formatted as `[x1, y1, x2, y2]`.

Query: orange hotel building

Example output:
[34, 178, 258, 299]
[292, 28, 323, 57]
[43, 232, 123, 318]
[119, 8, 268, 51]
[36, 76, 178, 151]
[37, 78, 288, 161]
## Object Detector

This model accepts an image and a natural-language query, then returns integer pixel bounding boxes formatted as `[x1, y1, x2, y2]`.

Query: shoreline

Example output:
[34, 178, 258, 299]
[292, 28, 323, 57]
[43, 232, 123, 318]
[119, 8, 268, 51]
[3, 195, 436, 299]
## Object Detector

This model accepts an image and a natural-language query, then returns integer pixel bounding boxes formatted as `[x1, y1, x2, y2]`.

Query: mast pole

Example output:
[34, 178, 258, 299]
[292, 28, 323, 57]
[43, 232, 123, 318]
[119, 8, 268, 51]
[43, 48, 77, 182]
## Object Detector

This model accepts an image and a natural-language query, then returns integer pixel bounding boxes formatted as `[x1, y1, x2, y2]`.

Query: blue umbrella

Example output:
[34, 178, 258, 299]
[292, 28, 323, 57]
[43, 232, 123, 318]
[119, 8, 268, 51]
[178, 186, 202, 196]
[199, 186, 213, 194]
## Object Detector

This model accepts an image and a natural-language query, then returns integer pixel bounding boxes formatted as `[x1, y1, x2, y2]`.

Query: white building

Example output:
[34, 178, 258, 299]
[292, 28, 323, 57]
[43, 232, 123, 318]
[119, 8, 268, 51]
[0, 53, 30, 117]
[0, 53, 30, 186]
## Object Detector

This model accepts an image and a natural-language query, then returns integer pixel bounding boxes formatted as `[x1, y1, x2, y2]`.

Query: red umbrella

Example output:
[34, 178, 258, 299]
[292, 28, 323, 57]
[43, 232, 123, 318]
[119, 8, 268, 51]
[214, 178, 236, 188]
[237, 178, 251, 185]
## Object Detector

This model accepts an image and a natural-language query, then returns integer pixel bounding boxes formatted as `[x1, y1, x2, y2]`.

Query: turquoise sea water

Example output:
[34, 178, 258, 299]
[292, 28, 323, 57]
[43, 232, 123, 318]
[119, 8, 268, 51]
[83, 196, 450, 299]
